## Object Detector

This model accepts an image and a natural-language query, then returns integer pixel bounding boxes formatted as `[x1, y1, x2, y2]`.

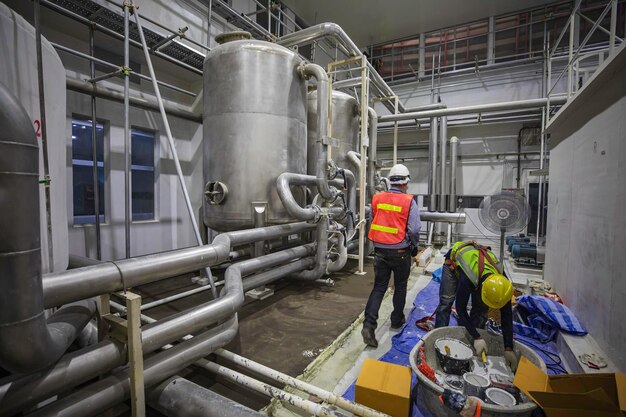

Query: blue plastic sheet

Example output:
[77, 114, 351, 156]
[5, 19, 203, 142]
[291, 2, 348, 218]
[342, 278, 567, 416]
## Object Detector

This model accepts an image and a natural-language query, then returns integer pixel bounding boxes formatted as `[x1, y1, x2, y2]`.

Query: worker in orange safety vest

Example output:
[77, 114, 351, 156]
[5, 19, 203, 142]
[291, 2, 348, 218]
[361, 164, 421, 348]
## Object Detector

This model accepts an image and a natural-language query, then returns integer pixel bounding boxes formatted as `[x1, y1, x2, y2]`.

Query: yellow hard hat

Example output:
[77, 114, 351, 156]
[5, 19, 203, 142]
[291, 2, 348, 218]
[481, 274, 513, 309]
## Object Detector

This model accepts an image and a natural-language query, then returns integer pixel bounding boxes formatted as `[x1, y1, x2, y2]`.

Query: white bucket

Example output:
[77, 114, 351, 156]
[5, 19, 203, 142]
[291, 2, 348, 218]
[462, 373, 490, 399]
[485, 387, 517, 406]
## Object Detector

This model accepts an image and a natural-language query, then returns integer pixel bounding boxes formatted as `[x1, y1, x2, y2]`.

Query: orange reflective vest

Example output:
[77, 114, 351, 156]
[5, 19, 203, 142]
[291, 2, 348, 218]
[368, 192, 414, 245]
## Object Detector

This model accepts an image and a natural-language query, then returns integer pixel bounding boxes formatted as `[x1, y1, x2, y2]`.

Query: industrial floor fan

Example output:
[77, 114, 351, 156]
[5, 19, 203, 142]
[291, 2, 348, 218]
[478, 191, 531, 263]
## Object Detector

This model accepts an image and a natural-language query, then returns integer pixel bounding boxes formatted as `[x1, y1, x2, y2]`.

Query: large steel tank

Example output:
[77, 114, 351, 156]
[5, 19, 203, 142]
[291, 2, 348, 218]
[203, 35, 307, 231]
[307, 90, 359, 175]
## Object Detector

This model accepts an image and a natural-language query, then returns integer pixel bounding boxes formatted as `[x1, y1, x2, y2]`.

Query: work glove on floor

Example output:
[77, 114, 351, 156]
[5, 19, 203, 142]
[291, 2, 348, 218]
[473, 338, 487, 356]
[504, 349, 519, 373]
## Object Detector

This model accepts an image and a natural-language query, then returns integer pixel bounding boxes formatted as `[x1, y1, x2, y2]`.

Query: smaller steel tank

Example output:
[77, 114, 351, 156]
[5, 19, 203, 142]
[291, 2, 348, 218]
[307, 90, 359, 175]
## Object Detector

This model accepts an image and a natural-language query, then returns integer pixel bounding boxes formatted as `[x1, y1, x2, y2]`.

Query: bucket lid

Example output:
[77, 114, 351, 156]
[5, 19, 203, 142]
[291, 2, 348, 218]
[434, 338, 473, 360]
[485, 387, 517, 406]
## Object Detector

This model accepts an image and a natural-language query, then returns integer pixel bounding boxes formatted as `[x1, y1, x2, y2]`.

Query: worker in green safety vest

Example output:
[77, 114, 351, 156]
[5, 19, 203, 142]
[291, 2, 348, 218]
[434, 241, 519, 371]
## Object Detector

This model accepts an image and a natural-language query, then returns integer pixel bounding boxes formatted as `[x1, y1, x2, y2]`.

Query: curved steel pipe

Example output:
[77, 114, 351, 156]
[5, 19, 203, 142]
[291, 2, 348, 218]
[43, 222, 315, 308]
[326, 231, 348, 273]
[27, 316, 239, 417]
[0, 83, 95, 373]
[291, 218, 329, 281]
[277, 23, 404, 114]
[299, 63, 336, 200]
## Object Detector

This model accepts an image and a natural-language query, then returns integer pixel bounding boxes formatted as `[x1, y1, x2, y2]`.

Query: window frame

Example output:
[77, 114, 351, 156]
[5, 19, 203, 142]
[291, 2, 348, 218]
[130, 125, 159, 223]
[70, 115, 109, 226]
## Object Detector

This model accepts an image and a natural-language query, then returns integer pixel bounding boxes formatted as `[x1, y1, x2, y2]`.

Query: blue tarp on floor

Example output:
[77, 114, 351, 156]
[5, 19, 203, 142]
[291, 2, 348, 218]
[342, 276, 566, 416]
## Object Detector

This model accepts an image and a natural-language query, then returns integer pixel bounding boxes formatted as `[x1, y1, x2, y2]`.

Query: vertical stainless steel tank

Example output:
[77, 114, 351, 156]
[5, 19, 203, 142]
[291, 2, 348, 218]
[203, 35, 307, 231]
[307, 90, 359, 175]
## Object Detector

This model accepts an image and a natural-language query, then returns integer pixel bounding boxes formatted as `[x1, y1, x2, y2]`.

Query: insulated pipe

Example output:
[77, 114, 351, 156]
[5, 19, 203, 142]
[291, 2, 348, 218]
[367, 107, 379, 199]
[299, 63, 336, 201]
[65, 77, 202, 123]
[148, 376, 265, 417]
[449, 136, 459, 212]
[214, 349, 389, 417]
[27, 316, 239, 417]
[378, 97, 568, 122]
[439, 115, 448, 212]
[43, 222, 315, 308]
[428, 117, 438, 211]
[0, 84, 96, 373]
[277, 23, 404, 114]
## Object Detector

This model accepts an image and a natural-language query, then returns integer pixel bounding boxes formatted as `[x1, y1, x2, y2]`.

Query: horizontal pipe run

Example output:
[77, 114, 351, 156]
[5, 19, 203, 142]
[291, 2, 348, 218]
[139, 245, 315, 353]
[52, 43, 197, 97]
[215, 349, 389, 417]
[141, 282, 224, 311]
[27, 317, 239, 417]
[148, 376, 265, 417]
[0, 339, 127, 415]
[379, 97, 568, 122]
[43, 222, 315, 308]
[197, 359, 346, 417]
[403, 103, 447, 112]
[419, 210, 466, 224]
[242, 257, 315, 292]
[66, 76, 201, 123]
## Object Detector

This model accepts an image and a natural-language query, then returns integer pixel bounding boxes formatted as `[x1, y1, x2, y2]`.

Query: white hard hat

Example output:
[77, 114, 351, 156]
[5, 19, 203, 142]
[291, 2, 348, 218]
[388, 164, 410, 184]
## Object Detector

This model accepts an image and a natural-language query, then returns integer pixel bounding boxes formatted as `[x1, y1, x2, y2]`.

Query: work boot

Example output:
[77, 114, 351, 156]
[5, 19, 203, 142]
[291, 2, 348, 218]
[361, 326, 378, 348]
[390, 317, 406, 330]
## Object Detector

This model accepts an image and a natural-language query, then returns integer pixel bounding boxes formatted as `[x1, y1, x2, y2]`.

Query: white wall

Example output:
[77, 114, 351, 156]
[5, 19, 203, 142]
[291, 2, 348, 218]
[544, 45, 626, 371]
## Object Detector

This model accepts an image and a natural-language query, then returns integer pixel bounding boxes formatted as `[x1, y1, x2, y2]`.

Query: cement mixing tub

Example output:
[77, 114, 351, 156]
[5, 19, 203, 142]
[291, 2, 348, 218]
[409, 327, 546, 417]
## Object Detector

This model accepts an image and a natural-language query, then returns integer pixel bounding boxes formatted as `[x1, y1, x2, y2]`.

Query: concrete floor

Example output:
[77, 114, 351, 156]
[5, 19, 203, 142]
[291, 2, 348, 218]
[135, 258, 377, 413]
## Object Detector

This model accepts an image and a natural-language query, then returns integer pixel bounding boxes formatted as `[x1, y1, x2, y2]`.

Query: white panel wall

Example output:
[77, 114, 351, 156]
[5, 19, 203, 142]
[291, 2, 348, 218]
[545, 46, 626, 370]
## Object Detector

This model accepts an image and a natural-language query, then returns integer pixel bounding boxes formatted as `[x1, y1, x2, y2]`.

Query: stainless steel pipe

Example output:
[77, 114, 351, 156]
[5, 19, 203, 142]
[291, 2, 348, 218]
[65, 77, 202, 123]
[277, 23, 404, 114]
[439, 115, 448, 212]
[27, 316, 239, 417]
[419, 210, 466, 224]
[43, 222, 315, 308]
[449, 136, 459, 212]
[299, 63, 336, 201]
[367, 107, 378, 199]
[428, 117, 438, 211]
[378, 97, 568, 122]
[148, 376, 265, 417]
[0, 83, 96, 373]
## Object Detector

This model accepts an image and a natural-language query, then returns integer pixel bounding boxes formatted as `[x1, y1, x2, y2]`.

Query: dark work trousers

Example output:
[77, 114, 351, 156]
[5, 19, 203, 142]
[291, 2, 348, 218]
[363, 248, 412, 329]
[434, 264, 459, 328]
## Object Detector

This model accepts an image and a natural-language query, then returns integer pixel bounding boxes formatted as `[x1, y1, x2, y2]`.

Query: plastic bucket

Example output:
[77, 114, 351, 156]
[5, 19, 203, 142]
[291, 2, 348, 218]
[462, 373, 490, 399]
[434, 337, 473, 375]
[485, 387, 517, 406]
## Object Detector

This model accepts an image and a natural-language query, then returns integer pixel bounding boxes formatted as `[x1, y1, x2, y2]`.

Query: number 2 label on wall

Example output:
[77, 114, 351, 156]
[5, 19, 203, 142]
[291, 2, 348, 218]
[34, 119, 41, 138]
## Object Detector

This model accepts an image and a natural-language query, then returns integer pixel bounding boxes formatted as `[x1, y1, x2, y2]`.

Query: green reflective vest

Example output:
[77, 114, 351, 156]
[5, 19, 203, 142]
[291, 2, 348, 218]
[450, 241, 502, 287]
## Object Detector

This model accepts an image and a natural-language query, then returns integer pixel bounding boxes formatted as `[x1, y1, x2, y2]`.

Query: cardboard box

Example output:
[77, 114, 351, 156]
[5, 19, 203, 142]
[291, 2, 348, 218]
[355, 358, 412, 417]
[514, 356, 626, 417]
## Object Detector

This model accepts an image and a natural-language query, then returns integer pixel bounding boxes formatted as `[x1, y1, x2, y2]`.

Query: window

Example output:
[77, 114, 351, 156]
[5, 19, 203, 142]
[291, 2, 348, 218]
[131, 128, 156, 221]
[72, 118, 105, 224]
